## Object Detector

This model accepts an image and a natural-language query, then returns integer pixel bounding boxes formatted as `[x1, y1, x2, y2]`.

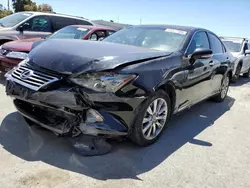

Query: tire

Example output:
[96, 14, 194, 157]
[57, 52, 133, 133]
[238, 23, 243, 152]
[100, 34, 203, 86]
[211, 73, 230, 102]
[129, 90, 172, 146]
[243, 67, 250, 78]
[231, 64, 241, 83]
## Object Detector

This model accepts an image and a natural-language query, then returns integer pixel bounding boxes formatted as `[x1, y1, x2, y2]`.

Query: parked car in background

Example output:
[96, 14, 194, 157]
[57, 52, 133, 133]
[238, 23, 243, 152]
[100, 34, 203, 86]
[0, 25, 116, 72]
[5, 25, 233, 151]
[221, 37, 250, 82]
[0, 11, 94, 45]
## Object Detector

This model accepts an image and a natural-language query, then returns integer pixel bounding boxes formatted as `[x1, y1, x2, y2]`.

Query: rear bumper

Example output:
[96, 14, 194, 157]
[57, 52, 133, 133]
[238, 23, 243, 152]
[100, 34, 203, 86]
[5, 78, 145, 138]
[0, 55, 21, 72]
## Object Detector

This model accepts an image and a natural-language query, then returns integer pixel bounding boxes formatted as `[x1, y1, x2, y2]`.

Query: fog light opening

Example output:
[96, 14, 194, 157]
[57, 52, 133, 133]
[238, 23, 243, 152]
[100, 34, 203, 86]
[85, 109, 104, 123]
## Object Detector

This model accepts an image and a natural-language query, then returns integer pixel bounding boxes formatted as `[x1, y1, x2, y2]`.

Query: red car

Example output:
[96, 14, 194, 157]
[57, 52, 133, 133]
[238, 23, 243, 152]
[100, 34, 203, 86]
[0, 25, 116, 72]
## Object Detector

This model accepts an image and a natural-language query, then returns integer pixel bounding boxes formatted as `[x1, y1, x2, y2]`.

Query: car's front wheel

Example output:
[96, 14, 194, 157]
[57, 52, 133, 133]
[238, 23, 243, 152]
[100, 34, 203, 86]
[211, 73, 230, 102]
[129, 90, 171, 146]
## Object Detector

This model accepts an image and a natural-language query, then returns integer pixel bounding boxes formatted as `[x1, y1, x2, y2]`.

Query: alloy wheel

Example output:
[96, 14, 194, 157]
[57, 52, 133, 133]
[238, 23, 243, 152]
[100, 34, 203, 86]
[142, 98, 168, 140]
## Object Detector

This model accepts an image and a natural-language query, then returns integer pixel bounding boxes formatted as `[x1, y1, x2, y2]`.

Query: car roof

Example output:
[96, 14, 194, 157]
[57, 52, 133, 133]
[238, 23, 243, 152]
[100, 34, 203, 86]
[68, 25, 116, 31]
[131, 24, 201, 32]
[18, 11, 93, 23]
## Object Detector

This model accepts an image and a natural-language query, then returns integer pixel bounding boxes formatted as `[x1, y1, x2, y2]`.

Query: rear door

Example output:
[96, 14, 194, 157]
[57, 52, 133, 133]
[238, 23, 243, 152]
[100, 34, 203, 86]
[207, 32, 229, 93]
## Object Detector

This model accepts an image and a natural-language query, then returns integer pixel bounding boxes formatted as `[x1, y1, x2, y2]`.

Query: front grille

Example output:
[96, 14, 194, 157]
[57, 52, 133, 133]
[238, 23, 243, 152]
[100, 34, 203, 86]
[10, 65, 59, 91]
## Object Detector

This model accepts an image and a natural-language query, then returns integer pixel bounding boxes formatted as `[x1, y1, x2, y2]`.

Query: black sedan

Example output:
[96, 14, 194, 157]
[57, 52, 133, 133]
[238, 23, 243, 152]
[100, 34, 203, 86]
[5, 25, 233, 151]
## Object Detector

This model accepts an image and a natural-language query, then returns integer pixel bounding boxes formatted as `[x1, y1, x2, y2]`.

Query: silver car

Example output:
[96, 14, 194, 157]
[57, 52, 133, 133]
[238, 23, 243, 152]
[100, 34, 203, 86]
[221, 37, 250, 82]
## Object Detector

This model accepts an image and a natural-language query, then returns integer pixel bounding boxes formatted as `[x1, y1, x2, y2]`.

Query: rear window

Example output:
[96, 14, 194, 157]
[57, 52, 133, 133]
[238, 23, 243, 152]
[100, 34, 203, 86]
[75, 19, 93, 26]
[50, 16, 76, 31]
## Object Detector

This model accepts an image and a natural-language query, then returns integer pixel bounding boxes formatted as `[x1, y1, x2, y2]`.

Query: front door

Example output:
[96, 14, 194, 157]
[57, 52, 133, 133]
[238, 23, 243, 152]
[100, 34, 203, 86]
[18, 16, 52, 40]
[179, 31, 213, 107]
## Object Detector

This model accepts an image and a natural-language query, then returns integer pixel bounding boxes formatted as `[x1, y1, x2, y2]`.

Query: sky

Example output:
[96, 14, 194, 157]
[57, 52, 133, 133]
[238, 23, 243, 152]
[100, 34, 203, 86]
[0, 0, 250, 38]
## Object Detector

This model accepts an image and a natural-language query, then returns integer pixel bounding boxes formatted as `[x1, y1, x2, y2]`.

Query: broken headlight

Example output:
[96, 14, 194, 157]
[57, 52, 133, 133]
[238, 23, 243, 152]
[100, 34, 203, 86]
[70, 72, 136, 92]
[6, 51, 28, 60]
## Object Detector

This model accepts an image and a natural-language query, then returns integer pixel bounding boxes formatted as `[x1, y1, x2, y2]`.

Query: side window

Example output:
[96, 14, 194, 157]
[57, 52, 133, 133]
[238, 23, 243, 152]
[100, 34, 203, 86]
[89, 30, 106, 41]
[75, 19, 93, 26]
[187, 31, 209, 55]
[208, 33, 223, 54]
[24, 16, 52, 32]
[50, 16, 76, 31]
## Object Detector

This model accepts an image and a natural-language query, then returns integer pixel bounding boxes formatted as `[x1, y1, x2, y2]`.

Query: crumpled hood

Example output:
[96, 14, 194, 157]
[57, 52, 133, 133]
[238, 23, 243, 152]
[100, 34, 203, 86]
[3, 38, 41, 52]
[28, 39, 172, 74]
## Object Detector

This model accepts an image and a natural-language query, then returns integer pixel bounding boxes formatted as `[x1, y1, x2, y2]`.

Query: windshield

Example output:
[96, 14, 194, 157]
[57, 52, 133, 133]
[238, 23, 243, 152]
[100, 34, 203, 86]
[222, 39, 243, 52]
[103, 27, 187, 52]
[0, 12, 32, 27]
[49, 26, 90, 39]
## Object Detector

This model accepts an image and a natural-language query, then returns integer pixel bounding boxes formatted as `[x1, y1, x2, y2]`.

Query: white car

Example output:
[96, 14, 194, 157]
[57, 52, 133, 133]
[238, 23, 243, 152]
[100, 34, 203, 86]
[221, 37, 250, 82]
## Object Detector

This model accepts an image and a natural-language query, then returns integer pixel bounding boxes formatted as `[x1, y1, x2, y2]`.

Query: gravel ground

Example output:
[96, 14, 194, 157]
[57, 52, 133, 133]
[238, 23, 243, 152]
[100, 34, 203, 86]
[0, 76, 250, 188]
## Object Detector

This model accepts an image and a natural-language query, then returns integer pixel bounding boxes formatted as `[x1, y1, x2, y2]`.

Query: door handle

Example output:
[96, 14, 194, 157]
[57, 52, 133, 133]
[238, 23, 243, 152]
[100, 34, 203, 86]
[209, 61, 214, 66]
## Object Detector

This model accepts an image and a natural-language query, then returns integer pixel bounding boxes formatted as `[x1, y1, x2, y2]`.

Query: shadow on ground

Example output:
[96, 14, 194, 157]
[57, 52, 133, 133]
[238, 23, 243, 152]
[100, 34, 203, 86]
[0, 97, 235, 180]
[231, 77, 250, 87]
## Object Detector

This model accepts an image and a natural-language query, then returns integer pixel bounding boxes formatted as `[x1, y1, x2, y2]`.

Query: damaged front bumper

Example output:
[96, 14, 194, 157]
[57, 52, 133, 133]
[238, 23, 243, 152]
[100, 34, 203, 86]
[6, 78, 130, 138]
[5, 67, 148, 139]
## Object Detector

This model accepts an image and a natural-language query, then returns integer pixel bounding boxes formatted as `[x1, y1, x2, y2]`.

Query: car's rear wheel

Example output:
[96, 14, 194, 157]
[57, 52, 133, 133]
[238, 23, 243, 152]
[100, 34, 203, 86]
[243, 67, 250, 78]
[129, 90, 171, 146]
[231, 64, 241, 82]
[211, 73, 230, 102]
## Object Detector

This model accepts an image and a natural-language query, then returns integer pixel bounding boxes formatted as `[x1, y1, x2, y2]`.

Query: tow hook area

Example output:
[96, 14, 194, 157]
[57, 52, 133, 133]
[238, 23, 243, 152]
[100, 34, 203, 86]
[69, 135, 112, 156]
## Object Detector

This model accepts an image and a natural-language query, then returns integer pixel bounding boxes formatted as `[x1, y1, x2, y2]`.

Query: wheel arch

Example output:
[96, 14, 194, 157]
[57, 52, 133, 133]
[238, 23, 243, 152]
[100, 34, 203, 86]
[0, 39, 13, 45]
[238, 59, 243, 66]
[157, 81, 176, 113]
[228, 69, 233, 80]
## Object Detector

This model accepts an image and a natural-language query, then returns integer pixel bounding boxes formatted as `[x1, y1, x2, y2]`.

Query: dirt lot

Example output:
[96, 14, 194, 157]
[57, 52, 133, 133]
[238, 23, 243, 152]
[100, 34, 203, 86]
[0, 76, 250, 188]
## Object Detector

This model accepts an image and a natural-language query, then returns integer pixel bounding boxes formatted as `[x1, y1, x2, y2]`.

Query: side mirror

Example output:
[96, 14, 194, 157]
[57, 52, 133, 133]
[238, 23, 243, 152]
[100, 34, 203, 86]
[18, 25, 24, 33]
[245, 50, 250, 55]
[189, 48, 212, 64]
[18, 22, 30, 33]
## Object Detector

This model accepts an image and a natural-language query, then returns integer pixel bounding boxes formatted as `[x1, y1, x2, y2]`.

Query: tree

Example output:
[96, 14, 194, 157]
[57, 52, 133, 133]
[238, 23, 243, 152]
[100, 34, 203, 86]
[0, 9, 13, 18]
[38, 3, 53, 12]
[12, 0, 26, 12]
[12, 1, 53, 13]
[24, 1, 37, 11]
